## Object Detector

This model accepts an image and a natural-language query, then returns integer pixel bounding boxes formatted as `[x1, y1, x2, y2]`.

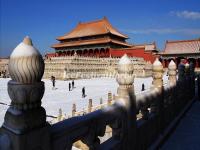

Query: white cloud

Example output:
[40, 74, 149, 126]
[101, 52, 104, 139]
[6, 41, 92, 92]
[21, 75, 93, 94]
[170, 10, 200, 20]
[122, 28, 200, 35]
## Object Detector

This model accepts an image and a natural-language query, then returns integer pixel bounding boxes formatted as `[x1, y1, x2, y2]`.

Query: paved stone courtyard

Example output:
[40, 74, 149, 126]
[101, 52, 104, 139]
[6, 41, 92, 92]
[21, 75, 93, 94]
[0, 76, 168, 124]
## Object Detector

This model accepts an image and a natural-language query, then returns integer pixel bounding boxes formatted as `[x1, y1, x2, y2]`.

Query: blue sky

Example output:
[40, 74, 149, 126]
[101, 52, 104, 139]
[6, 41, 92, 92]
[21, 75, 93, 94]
[0, 0, 200, 57]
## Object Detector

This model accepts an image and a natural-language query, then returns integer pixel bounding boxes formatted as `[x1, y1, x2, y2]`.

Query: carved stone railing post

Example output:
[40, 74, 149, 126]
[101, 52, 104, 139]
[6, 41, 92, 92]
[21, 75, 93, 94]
[107, 91, 112, 106]
[116, 54, 136, 149]
[88, 99, 93, 113]
[185, 63, 190, 77]
[151, 58, 164, 133]
[58, 108, 63, 122]
[150, 58, 163, 114]
[152, 58, 163, 90]
[167, 60, 177, 124]
[99, 98, 103, 109]
[0, 37, 50, 150]
[168, 60, 177, 86]
[116, 54, 135, 105]
[72, 103, 76, 117]
[99, 97, 103, 105]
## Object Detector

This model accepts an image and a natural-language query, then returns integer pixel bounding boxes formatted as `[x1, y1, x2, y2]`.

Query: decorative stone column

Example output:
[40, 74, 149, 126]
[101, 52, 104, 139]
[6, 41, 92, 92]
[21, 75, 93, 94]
[152, 58, 165, 133]
[116, 54, 135, 107]
[107, 91, 112, 106]
[100, 98, 103, 105]
[0, 37, 50, 150]
[88, 99, 93, 113]
[168, 60, 177, 85]
[152, 58, 163, 90]
[185, 63, 190, 76]
[116, 54, 136, 149]
[57, 108, 63, 122]
[151, 58, 163, 113]
[72, 103, 76, 117]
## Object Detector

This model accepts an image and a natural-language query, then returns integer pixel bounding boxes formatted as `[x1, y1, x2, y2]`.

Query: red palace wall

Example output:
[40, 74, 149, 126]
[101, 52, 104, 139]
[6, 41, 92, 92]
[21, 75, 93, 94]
[110, 48, 157, 63]
[45, 48, 158, 64]
[45, 53, 57, 58]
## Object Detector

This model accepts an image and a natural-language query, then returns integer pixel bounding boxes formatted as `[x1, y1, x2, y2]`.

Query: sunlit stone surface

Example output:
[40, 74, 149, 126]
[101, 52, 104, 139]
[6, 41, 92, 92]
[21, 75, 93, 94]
[0, 75, 168, 124]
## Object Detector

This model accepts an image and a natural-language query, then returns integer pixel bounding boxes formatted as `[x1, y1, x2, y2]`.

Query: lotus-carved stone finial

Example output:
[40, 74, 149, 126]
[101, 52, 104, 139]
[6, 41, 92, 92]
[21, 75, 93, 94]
[152, 58, 163, 88]
[116, 54, 134, 86]
[8, 36, 44, 83]
[168, 60, 177, 85]
[168, 60, 176, 70]
[152, 58, 163, 72]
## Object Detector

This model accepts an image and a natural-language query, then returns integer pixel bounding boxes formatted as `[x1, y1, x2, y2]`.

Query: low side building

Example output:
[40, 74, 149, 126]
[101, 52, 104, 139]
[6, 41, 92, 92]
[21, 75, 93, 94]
[0, 57, 9, 78]
[110, 42, 158, 63]
[160, 39, 200, 68]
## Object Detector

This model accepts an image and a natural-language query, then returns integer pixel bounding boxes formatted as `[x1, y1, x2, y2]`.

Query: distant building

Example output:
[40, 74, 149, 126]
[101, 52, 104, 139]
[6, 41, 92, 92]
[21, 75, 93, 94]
[46, 17, 157, 63]
[110, 42, 158, 63]
[51, 17, 131, 57]
[0, 57, 9, 77]
[160, 39, 200, 68]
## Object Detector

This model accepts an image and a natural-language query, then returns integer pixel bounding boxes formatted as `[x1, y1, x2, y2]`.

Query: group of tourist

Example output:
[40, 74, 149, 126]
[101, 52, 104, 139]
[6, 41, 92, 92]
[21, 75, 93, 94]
[50, 76, 86, 98]
[68, 80, 75, 91]
[68, 81, 86, 97]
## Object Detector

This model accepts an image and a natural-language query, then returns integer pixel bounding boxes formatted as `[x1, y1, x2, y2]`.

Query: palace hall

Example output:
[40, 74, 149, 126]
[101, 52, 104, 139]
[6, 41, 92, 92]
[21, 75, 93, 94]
[46, 17, 200, 68]
[48, 17, 157, 63]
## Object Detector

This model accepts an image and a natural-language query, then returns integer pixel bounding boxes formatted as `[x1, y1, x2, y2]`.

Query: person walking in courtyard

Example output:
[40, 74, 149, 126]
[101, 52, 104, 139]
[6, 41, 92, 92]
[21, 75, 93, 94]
[141, 83, 145, 91]
[51, 76, 55, 90]
[72, 80, 74, 89]
[69, 82, 71, 91]
[82, 87, 86, 98]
